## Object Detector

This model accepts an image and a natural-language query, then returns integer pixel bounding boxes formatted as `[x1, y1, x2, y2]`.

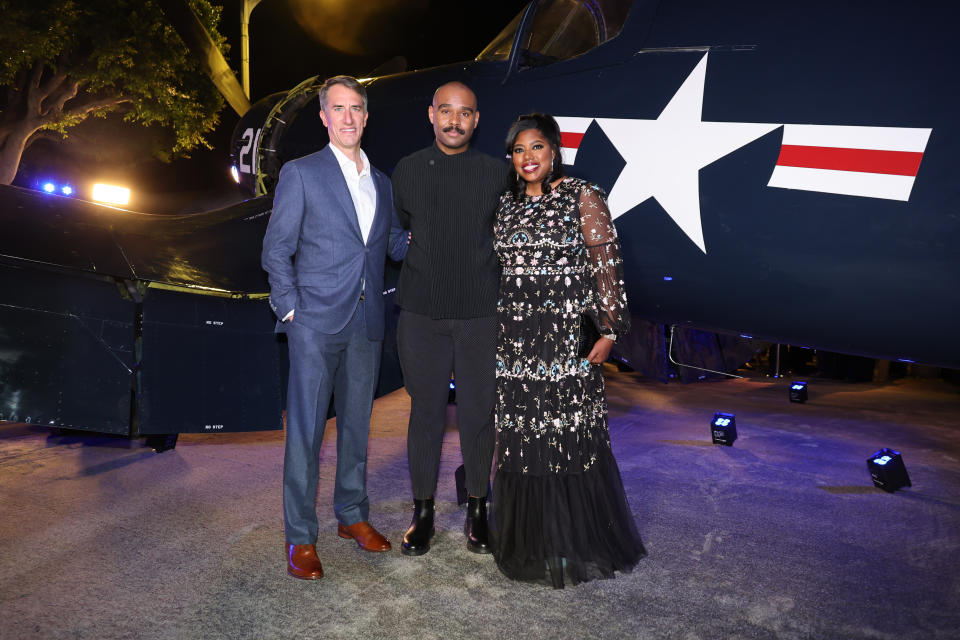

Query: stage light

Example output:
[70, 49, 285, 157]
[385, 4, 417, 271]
[789, 381, 808, 403]
[42, 182, 56, 193]
[61, 185, 73, 196]
[867, 448, 911, 492]
[711, 412, 737, 446]
[92, 183, 131, 205]
[230, 165, 240, 183]
[448, 377, 456, 404]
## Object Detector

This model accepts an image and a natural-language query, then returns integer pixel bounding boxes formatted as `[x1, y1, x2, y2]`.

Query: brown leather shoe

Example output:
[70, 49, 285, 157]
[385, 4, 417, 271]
[287, 543, 323, 580]
[337, 521, 392, 552]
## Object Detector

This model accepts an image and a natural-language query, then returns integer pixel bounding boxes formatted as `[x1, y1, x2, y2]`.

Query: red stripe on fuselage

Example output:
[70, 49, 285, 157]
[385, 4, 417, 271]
[776, 145, 923, 176]
[560, 132, 585, 149]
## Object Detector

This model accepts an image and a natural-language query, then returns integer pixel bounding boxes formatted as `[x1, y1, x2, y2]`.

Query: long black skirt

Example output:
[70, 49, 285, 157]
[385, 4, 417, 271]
[491, 446, 646, 589]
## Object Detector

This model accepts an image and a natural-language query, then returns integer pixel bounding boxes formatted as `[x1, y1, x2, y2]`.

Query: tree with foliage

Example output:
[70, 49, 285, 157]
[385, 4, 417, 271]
[0, 0, 227, 185]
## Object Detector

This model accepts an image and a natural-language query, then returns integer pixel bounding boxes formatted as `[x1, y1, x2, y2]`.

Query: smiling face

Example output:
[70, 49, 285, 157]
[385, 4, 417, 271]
[511, 128, 555, 189]
[428, 82, 479, 155]
[319, 83, 368, 154]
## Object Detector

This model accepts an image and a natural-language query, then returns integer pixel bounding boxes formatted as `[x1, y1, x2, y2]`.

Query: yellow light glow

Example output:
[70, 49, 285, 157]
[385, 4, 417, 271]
[288, 0, 426, 55]
[92, 184, 131, 205]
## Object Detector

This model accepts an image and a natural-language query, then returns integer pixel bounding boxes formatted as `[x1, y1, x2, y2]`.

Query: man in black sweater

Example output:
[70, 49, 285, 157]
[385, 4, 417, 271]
[391, 81, 509, 556]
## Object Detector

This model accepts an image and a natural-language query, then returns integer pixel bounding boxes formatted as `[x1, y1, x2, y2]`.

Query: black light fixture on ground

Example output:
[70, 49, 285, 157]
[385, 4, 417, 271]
[789, 381, 808, 403]
[711, 412, 737, 446]
[867, 448, 912, 492]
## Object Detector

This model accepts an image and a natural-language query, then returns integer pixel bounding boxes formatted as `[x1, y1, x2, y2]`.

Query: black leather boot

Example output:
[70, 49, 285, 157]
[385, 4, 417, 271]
[465, 496, 491, 554]
[401, 498, 435, 556]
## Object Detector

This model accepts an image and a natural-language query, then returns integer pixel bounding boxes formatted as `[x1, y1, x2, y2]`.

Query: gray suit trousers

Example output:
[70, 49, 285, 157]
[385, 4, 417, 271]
[283, 303, 380, 544]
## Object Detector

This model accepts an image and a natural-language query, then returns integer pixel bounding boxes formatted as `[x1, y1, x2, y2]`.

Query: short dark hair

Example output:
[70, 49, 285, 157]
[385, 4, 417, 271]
[504, 113, 564, 198]
[318, 75, 368, 112]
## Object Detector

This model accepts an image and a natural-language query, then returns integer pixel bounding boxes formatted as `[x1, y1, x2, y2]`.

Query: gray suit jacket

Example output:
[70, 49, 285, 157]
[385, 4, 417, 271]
[261, 145, 408, 340]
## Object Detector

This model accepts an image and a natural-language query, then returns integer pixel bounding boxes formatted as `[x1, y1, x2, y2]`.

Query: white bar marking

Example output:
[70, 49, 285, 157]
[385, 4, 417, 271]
[767, 165, 918, 201]
[781, 124, 932, 153]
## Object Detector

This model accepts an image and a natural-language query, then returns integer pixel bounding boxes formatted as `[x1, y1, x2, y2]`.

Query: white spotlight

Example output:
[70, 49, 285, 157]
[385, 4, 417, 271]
[92, 184, 131, 206]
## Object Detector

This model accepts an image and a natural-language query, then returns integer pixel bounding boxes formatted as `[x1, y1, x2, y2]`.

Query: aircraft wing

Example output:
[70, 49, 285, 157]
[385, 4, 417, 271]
[0, 185, 270, 292]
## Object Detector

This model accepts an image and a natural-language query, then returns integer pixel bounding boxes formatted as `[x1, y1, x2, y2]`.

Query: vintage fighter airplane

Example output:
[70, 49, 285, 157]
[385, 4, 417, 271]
[2, 0, 957, 441]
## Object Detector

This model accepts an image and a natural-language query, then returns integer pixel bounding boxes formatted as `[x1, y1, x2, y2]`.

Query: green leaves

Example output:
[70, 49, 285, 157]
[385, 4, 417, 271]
[0, 0, 227, 163]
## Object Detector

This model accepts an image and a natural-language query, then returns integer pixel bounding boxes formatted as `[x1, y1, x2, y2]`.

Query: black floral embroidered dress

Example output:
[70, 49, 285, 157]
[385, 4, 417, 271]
[491, 177, 646, 588]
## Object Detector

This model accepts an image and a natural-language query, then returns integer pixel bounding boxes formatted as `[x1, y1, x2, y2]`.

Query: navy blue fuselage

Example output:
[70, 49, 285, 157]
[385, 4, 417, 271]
[235, 0, 958, 367]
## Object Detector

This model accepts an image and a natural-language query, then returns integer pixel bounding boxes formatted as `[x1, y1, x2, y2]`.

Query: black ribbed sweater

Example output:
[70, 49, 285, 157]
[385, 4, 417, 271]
[392, 144, 510, 319]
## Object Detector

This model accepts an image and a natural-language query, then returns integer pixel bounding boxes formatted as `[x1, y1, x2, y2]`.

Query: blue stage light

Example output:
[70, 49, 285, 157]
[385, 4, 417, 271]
[663, 276, 673, 281]
[711, 412, 737, 446]
[61, 185, 73, 196]
[42, 182, 56, 193]
[448, 378, 456, 404]
[789, 381, 808, 403]
[867, 448, 911, 492]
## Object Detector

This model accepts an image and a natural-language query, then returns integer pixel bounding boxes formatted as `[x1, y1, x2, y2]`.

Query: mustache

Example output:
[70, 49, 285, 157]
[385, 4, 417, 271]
[442, 125, 466, 135]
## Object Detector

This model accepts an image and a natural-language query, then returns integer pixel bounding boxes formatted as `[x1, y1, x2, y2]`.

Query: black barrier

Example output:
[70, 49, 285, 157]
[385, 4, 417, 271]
[0, 264, 133, 434]
[139, 288, 283, 434]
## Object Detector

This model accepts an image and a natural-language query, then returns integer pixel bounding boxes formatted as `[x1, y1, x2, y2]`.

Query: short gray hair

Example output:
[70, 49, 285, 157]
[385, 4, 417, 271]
[318, 75, 368, 112]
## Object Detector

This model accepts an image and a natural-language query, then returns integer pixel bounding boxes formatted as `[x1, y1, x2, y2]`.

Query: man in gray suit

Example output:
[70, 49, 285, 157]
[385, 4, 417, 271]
[262, 75, 409, 580]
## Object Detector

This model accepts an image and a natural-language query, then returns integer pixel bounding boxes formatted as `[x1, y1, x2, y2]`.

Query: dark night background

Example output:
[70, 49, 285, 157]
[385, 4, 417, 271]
[14, 0, 527, 211]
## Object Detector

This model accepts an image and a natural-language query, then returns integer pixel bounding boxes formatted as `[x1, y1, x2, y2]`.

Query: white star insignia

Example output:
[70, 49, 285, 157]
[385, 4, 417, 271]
[596, 54, 780, 253]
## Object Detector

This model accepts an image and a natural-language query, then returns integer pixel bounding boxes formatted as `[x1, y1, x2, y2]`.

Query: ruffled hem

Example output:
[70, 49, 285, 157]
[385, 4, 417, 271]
[490, 447, 646, 588]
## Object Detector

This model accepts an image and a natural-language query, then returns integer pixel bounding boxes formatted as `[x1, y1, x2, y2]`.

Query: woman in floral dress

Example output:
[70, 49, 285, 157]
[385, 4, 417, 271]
[491, 114, 646, 588]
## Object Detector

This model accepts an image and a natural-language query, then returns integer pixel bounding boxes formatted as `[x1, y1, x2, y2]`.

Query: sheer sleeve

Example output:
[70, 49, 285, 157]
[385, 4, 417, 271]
[493, 193, 509, 267]
[578, 182, 630, 339]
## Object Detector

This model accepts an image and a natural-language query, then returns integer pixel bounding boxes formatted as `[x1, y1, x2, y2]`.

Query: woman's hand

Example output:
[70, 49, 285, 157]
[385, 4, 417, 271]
[586, 336, 614, 365]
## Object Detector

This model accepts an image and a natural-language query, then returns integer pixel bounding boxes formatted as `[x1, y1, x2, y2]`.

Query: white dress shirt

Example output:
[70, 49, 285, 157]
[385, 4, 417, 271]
[330, 144, 377, 244]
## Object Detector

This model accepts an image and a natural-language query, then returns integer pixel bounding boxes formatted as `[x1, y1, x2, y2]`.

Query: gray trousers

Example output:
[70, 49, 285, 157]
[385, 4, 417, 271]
[397, 310, 497, 499]
[283, 304, 380, 544]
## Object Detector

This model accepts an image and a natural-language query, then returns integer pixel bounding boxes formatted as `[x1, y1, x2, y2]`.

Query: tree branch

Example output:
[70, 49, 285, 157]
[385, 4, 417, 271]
[63, 95, 132, 119]
[25, 61, 46, 113]
[40, 79, 79, 118]
[39, 70, 69, 98]
[24, 129, 64, 151]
